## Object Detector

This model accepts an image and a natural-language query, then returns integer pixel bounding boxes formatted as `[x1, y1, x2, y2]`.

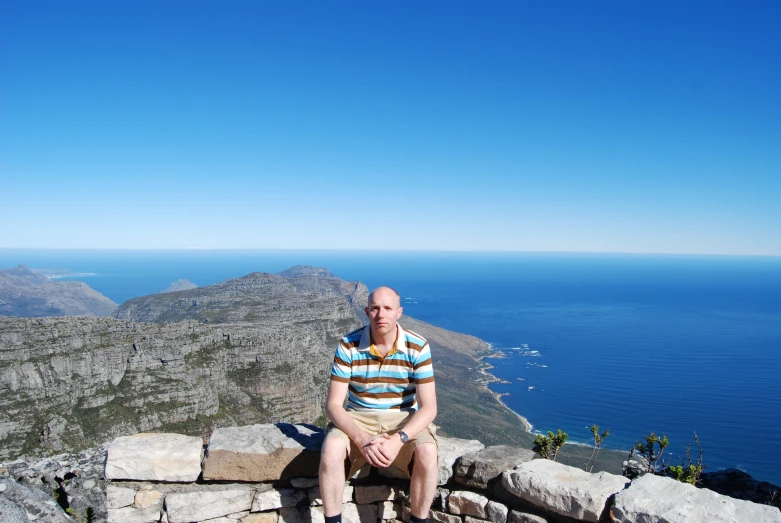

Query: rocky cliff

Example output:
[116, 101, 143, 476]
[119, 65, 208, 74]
[0, 266, 532, 462]
[0, 265, 117, 317]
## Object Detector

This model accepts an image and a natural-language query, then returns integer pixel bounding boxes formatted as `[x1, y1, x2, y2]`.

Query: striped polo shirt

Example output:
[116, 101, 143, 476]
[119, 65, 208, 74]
[330, 323, 435, 411]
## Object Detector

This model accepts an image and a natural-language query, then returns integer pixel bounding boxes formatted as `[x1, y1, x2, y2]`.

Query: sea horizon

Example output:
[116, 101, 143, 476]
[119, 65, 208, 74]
[2, 248, 780, 485]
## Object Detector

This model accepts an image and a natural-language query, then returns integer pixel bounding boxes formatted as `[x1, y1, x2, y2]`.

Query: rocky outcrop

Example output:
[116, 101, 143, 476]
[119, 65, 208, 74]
[203, 424, 323, 482]
[0, 266, 532, 460]
[0, 265, 117, 317]
[104, 433, 204, 481]
[611, 473, 781, 522]
[502, 460, 630, 522]
[5, 425, 778, 523]
[454, 446, 535, 489]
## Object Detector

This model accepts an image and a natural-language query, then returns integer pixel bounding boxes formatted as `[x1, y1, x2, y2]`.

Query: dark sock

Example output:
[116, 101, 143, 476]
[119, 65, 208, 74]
[325, 515, 342, 523]
[410, 515, 428, 523]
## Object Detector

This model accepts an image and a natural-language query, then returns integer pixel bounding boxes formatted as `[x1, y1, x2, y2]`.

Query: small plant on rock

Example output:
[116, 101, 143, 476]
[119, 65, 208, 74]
[584, 423, 610, 472]
[533, 429, 568, 461]
[634, 432, 669, 473]
[668, 432, 706, 485]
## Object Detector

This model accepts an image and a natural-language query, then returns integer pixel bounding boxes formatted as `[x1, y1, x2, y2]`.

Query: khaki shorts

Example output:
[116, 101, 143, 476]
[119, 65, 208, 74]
[325, 410, 438, 478]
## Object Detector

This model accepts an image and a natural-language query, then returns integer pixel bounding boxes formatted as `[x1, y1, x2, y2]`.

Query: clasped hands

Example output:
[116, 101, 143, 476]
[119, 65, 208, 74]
[355, 432, 404, 468]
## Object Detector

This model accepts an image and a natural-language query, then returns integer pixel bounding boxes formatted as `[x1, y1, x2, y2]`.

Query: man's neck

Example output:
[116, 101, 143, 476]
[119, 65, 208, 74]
[371, 324, 398, 352]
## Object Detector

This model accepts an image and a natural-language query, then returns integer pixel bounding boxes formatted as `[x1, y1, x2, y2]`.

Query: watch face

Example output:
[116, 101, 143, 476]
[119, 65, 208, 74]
[399, 431, 409, 443]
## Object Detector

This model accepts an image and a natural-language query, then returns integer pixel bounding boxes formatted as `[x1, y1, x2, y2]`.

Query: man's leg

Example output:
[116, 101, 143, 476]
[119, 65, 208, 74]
[409, 442, 438, 520]
[319, 436, 349, 517]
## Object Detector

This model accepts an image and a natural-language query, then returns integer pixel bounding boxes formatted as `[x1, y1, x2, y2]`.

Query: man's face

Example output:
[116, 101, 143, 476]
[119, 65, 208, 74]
[365, 288, 403, 338]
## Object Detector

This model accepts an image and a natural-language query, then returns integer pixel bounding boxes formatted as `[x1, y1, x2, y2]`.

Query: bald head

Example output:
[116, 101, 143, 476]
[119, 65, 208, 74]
[367, 286, 401, 308]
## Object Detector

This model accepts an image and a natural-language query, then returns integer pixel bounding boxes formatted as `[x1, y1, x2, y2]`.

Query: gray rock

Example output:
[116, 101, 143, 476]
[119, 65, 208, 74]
[379, 501, 402, 520]
[204, 424, 324, 481]
[0, 476, 74, 523]
[343, 502, 379, 523]
[105, 433, 203, 481]
[355, 485, 397, 504]
[280, 505, 325, 523]
[290, 477, 319, 488]
[243, 513, 280, 523]
[106, 484, 136, 509]
[486, 500, 508, 523]
[449, 490, 489, 518]
[0, 496, 29, 523]
[455, 446, 534, 489]
[501, 460, 629, 522]
[308, 485, 353, 506]
[251, 488, 307, 511]
[166, 486, 253, 523]
[430, 510, 461, 523]
[107, 504, 164, 523]
[508, 511, 547, 523]
[611, 473, 781, 523]
[436, 436, 485, 485]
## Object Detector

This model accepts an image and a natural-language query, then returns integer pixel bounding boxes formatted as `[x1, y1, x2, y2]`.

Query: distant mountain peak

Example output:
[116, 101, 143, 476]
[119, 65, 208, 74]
[160, 279, 198, 293]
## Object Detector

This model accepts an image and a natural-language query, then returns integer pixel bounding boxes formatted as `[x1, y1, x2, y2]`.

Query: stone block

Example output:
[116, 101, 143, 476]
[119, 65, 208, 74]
[308, 485, 354, 506]
[107, 505, 162, 523]
[252, 488, 307, 511]
[203, 511, 251, 523]
[430, 510, 461, 523]
[508, 511, 547, 523]
[291, 477, 320, 488]
[355, 484, 397, 504]
[611, 473, 781, 523]
[243, 513, 280, 523]
[134, 489, 163, 509]
[280, 505, 325, 523]
[449, 490, 489, 518]
[106, 485, 135, 509]
[165, 486, 253, 523]
[465, 517, 490, 523]
[105, 433, 203, 482]
[437, 436, 485, 485]
[380, 501, 402, 520]
[343, 501, 379, 523]
[454, 446, 534, 489]
[501, 460, 629, 522]
[204, 424, 324, 481]
[486, 501, 508, 523]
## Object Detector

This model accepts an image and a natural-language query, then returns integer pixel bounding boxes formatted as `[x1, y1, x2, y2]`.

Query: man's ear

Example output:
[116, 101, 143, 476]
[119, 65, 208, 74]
[364, 306, 370, 318]
[397, 306, 403, 318]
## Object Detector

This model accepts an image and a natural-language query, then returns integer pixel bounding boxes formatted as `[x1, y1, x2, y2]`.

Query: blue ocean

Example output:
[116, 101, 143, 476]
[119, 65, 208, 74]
[2, 249, 780, 485]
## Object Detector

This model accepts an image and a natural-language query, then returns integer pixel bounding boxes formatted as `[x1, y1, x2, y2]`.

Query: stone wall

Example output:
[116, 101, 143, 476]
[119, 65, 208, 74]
[2, 423, 780, 523]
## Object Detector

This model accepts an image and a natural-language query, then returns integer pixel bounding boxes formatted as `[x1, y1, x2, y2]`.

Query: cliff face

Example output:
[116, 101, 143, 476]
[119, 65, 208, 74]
[0, 265, 117, 317]
[0, 266, 531, 461]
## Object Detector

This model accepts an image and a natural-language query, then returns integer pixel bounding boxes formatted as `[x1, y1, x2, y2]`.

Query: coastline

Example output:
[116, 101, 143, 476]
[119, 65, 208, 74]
[475, 349, 533, 433]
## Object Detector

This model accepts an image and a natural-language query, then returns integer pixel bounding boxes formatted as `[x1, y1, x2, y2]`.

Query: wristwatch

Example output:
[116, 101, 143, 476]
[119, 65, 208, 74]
[398, 430, 409, 443]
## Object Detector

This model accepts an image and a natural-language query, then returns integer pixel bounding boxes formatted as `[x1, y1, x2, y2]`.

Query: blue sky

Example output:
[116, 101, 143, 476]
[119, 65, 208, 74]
[1, 1, 780, 254]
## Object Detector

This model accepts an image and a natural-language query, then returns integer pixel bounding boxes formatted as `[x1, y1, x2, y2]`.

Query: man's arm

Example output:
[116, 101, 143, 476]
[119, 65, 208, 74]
[325, 379, 388, 467]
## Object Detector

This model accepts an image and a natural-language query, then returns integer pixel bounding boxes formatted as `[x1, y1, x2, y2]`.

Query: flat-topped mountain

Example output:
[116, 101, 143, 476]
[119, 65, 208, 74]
[0, 264, 117, 317]
[0, 266, 531, 460]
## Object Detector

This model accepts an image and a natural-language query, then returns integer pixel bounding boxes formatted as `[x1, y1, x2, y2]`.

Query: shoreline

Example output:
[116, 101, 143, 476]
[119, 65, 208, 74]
[475, 349, 533, 433]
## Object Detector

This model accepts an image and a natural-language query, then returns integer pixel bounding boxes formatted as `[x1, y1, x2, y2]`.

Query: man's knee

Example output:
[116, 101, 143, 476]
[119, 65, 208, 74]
[320, 437, 349, 470]
[413, 443, 438, 471]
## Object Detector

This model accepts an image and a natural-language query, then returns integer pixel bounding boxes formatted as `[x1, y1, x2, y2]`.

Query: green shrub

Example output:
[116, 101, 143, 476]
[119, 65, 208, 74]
[533, 429, 568, 461]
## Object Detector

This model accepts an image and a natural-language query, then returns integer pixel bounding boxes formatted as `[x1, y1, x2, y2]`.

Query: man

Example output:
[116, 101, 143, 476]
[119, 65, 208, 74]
[319, 286, 438, 523]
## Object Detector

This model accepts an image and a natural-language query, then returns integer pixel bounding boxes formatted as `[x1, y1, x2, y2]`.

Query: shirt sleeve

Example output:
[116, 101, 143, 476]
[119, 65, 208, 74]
[412, 342, 435, 384]
[330, 339, 352, 383]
